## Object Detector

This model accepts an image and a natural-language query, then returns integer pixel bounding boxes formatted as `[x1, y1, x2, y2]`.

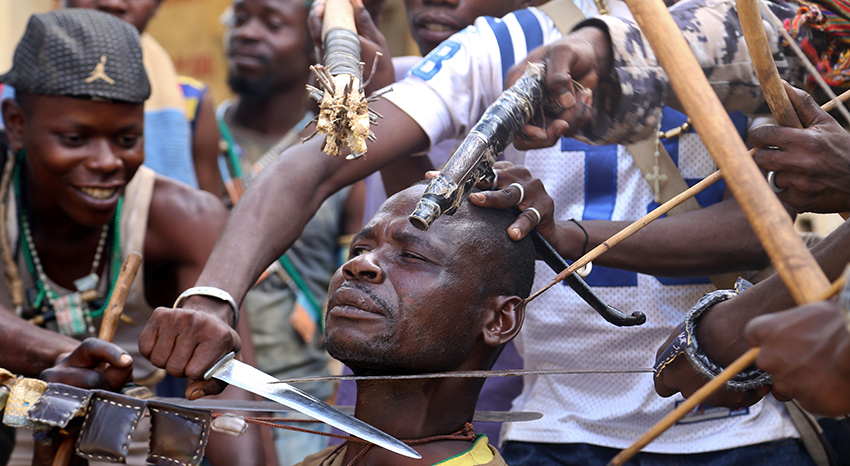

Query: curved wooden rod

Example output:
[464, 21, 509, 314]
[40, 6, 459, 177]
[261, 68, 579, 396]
[623, 0, 829, 304]
[606, 0, 832, 462]
[525, 89, 850, 304]
[738, 0, 802, 128]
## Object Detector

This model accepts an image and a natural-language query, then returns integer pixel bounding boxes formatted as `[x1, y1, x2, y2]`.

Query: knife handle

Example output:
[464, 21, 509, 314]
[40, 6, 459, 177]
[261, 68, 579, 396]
[204, 351, 236, 380]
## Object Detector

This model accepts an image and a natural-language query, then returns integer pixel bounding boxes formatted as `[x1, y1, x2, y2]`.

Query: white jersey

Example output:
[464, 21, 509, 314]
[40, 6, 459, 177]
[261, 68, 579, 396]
[383, 5, 798, 453]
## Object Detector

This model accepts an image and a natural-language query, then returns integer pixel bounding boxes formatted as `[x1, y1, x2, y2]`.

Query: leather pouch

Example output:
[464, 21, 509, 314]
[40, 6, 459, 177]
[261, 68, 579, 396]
[76, 390, 145, 463]
[146, 401, 211, 466]
[27, 383, 91, 428]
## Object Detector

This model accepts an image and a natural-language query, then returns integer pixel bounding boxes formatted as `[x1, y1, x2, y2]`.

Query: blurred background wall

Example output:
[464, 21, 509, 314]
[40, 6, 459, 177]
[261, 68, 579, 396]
[145, 0, 417, 104]
[0, 0, 54, 72]
[0, 0, 417, 105]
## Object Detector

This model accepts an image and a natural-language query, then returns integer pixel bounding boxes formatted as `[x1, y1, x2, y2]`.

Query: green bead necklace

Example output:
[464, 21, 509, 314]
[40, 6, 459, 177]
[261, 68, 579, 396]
[13, 152, 123, 337]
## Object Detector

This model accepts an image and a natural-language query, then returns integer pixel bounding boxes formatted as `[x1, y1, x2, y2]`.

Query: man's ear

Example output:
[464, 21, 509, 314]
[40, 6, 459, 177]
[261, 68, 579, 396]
[2, 99, 27, 152]
[481, 295, 525, 347]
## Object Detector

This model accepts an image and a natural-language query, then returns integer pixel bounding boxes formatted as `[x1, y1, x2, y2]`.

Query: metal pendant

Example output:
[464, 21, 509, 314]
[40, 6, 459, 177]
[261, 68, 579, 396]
[74, 273, 99, 294]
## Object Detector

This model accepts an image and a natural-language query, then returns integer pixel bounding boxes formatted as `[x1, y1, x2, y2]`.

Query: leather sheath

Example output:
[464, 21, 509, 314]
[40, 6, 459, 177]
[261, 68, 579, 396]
[76, 390, 146, 463]
[146, 401, 211, 466]
[27, 383, 91, 428]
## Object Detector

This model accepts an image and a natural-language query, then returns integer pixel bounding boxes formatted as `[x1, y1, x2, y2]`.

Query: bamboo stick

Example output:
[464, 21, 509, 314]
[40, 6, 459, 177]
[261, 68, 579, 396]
[98, 252, 142, 342]
[738, 0, 802, 128]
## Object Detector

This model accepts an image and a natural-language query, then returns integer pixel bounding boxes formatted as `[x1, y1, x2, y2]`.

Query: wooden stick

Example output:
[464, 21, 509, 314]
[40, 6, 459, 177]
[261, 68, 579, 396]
[609, 347, 761, 466]
[609, 274, 846, 466]
[738, 0, 850, 220]
[634, 0, 830, 302]
[526, 170, 722, 303]
[603, 0, 834, 462]
[52, 252, 142, 466]
[98, 252, 143, 342]
[51, 430, 76, 466]
[322, 0, 356, 36]
[738, 0, 802, 128]
[525, 88, 850, 305]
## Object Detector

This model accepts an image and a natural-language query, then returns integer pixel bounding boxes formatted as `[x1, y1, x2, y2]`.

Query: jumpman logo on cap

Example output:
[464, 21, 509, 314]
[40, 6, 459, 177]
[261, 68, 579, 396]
[85, 55, 115, 85]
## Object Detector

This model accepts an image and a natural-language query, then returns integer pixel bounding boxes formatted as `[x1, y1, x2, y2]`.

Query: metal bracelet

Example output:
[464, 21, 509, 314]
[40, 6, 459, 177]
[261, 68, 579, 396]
[173, 286, 240, 328]
[683, 289, 773, 391]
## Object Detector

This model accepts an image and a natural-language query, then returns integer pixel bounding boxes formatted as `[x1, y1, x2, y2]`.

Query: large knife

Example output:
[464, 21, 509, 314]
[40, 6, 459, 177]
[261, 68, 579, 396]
[147, 398, 543, 423]
[204, 352, 420, 459]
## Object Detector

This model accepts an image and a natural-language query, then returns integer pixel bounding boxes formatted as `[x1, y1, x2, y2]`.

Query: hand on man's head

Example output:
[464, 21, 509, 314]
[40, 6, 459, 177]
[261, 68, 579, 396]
[466, 161, 558, 244]
[506, 26, 612, 150]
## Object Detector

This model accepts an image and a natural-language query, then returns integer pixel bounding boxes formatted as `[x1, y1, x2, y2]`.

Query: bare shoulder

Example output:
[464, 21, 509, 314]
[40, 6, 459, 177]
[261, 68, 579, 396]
[145, 175, 227, 262]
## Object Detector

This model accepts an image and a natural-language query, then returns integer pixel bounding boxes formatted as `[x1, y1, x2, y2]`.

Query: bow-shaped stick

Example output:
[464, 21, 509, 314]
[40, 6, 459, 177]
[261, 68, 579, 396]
[741, 0, 850, 219]
[524, 89, 850, 305]
[605, 0, 833, 462]
[738, 0, 802, 128]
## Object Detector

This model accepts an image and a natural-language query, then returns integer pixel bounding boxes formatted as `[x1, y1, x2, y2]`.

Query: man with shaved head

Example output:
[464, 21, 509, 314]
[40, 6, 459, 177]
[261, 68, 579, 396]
[298, 183, 535, 466]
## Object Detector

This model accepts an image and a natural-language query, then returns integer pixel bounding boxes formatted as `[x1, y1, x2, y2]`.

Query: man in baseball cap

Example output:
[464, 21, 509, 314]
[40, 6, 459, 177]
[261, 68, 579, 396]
[0, 9, 228, 466]
[0, 8, 150, 102]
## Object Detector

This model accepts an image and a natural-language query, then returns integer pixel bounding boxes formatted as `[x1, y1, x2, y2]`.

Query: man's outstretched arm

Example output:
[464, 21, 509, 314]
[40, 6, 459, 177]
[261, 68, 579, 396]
[140, 99, 429, 396]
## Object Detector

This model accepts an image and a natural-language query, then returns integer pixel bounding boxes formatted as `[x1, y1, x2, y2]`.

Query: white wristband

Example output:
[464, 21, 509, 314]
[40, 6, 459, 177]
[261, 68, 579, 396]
[173, 286, 240, 327]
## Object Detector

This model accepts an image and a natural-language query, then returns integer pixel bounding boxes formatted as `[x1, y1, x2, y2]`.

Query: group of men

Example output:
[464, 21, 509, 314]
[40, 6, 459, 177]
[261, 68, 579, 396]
[1, 0, 850, 465]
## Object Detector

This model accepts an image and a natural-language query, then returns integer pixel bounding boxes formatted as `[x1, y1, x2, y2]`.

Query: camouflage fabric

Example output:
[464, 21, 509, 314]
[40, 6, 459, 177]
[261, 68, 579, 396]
[576, 0, 823, 144]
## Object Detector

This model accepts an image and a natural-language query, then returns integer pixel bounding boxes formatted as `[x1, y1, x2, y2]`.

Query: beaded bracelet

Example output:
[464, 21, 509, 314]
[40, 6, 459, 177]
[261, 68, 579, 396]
[654, 288, 772, 391]
[683, 290, 773, 391]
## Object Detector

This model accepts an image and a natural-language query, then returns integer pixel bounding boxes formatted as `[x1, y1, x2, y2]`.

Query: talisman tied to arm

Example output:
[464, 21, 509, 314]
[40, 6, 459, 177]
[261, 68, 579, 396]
[306, 0, 386, 159]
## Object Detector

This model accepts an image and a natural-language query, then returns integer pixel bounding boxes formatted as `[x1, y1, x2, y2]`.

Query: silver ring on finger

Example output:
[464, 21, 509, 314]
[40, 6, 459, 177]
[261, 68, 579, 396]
[525, 206, 541, 226]
[767, 170, 786, 193]
[509, 182, 525, 206]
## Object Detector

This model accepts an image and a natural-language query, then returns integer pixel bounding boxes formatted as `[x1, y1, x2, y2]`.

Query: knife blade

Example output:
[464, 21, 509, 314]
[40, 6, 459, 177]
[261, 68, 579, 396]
[204, 352, 421, 459]
[147, 397, 543, 423]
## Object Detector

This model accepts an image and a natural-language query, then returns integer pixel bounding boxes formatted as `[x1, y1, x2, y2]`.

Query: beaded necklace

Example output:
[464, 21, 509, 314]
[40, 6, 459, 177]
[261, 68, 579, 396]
[12, 152, 123, 337]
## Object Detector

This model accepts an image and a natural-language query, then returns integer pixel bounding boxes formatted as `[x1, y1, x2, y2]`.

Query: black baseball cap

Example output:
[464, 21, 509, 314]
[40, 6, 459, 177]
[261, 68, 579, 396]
[0, 8, 151, 104]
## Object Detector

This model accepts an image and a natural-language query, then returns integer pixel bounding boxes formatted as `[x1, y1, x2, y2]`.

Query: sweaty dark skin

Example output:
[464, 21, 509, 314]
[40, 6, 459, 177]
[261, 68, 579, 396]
[156, 10, 770, 403]
[323, 185, 526, 465]
[1, 94, 229, 388]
